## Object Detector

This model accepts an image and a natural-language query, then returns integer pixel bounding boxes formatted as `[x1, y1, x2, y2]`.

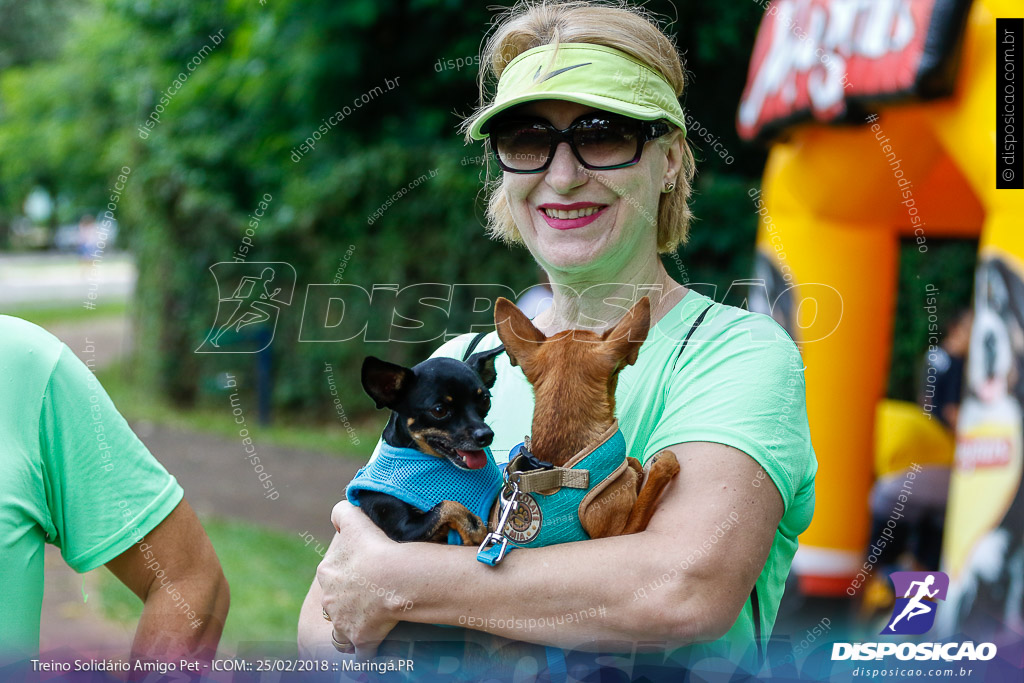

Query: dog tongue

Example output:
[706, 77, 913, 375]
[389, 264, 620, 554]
[457, 449, 487, 469]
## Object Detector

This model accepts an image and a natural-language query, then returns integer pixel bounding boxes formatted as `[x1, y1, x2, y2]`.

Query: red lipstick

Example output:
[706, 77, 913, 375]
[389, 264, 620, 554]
[537, 202, 607, 230]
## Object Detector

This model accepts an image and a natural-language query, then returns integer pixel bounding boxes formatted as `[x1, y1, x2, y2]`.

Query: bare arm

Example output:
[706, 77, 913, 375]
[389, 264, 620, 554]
[314, 441, 783, 655]
[105, 499, 230, 662]
[942, 404, 959, 430]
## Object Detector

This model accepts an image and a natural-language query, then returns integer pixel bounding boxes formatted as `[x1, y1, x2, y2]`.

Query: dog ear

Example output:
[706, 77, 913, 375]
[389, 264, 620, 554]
[466, 345, 504, 389]
[601, 296, 651, 367]
[494, 297, 545, 368]
[361, 356, 415, 410]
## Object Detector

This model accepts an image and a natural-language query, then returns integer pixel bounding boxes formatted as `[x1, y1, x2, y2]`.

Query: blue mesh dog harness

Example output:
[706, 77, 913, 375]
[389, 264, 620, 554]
[477, 421, 628, 564]
[346, 442, 503, 545]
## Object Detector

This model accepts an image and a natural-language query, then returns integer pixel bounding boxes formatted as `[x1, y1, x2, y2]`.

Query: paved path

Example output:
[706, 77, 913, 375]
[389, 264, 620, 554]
[0, 252, 135, 306]
[37, 314, 365, 657]
[43, 313, 362, 541]
[134, 421, 362, 540]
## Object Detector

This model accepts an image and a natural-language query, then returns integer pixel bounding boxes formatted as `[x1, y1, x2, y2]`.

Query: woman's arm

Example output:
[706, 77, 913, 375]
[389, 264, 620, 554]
[314, 440, 783, 657]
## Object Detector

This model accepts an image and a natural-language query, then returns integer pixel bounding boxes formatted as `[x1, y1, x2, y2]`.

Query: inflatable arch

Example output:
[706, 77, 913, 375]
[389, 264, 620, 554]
[737, 0, 1023, 636]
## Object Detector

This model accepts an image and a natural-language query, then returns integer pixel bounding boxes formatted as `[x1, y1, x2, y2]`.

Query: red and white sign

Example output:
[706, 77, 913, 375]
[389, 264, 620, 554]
[737, 0, 971, 141]
[955, 436, 1013, 471]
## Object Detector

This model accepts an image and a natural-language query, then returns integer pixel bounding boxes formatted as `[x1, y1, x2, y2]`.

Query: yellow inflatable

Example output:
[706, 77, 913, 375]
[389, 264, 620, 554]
[875, 399, 956, 477]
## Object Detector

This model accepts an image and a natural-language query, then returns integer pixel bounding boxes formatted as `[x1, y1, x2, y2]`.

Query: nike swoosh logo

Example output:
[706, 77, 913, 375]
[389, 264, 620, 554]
[533, 62, 592, 83]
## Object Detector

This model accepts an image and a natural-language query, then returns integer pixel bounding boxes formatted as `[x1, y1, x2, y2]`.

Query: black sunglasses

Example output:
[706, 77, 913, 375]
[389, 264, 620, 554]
[486, 112, 672, 174]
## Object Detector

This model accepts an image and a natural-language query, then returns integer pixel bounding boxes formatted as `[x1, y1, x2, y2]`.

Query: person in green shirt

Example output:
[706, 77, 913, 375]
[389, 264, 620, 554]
[300, 1, 816, 677]
[0, 315, 230, 664]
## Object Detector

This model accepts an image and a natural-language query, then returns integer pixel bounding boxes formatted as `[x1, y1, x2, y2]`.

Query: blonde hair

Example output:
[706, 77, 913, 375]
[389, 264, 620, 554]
[462, 0, 696, 254]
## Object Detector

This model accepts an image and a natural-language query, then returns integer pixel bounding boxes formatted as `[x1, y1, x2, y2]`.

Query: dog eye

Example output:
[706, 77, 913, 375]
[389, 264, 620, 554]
[430, 404, 450, 419]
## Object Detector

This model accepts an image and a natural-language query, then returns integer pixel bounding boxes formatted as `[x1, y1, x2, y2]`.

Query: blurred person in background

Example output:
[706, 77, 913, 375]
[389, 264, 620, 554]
[77, 213, 99, 266]
[0, 314, 229, 666]
[919, 308, 973, 431]
[859, 309, 972, 615]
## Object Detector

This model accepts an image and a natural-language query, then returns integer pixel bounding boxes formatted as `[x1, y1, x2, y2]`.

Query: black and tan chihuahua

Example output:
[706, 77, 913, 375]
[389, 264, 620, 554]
[346, 347, 505, 545]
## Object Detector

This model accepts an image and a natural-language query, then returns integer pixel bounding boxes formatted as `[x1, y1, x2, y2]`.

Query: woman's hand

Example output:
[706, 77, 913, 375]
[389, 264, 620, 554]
[317, 501, 403, 659]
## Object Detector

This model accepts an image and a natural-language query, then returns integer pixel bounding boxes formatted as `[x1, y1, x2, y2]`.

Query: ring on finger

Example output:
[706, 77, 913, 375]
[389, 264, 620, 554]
[331, 631, 354, 654]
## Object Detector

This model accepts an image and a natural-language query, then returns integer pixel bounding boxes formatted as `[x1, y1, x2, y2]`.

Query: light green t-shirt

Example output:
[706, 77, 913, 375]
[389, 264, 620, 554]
[367, 290, 816, 667]
[0, 316, 184, 657]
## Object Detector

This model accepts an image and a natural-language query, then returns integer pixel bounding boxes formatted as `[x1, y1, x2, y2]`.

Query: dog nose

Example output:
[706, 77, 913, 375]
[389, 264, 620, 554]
[472, 427, 494, 447]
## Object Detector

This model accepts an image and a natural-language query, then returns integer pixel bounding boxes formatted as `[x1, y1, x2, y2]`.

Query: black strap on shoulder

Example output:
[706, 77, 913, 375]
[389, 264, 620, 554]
[672, 303, 714, 367]
[462, 331, 491, 362]
[750, 585, 763, 668]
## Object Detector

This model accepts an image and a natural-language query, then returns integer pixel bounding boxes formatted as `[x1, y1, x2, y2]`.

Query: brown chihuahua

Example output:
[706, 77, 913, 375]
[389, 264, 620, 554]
[492, 295, 680, 538]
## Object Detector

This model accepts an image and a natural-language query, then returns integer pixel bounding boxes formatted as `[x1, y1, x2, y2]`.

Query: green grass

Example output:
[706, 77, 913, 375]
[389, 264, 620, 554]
[1, 299, 128, 326]
[95, 357, 382, 460]
[96, 517, 324, 649]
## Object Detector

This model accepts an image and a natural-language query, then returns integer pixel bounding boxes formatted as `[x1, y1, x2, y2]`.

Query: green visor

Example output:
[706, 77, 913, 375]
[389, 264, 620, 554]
[468, 43, 686, 140]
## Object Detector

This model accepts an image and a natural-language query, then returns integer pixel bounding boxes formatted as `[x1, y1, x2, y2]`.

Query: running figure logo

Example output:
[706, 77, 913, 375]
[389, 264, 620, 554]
[883, 571, 950, 635]
[197, 262, 296, 353]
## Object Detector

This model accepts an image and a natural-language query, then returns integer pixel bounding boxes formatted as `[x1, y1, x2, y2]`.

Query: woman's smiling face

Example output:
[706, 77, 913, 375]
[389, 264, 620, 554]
[500, 100, 678, 276]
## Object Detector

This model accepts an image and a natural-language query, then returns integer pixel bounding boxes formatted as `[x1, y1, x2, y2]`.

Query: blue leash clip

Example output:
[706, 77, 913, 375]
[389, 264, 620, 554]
[476, 474, 521, 565]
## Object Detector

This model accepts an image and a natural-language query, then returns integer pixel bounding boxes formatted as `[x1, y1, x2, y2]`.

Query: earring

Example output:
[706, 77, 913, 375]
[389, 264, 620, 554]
[663, 182, 676, 193]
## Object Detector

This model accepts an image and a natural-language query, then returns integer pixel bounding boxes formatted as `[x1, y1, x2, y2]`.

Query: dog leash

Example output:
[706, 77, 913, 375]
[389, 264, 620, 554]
[476, 469, 521, 565]
[476, 442, 565, 565]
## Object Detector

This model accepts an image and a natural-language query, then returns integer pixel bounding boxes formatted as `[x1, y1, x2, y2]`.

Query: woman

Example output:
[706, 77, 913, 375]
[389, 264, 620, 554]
[298, 0, 816, 675]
